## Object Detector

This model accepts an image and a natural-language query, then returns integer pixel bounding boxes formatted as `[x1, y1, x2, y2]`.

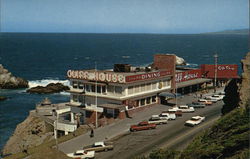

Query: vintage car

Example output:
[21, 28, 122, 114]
[84, 141, 114, 152]
[148, 116, 168, 124]
[169, 105, 195, 113]
[67, 150, 95, 159]
[130, 121, 156, 132]
[212, 94, 225, 100]
[187, 102, 206, 108]
[159, 112, 176, 120]
[198, 98, 213, 105]
[185, 116, 205, 126]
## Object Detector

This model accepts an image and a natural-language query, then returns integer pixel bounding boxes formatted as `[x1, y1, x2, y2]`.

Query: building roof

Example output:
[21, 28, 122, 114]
[176, 78, 212, 88]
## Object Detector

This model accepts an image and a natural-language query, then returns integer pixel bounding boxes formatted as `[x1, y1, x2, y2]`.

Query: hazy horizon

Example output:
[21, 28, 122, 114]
[1, 0, 248, 34]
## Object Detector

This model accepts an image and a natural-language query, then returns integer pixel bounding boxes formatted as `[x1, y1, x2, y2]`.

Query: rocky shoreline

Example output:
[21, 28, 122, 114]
[26, 83, 69, 94]
[0, 64, 28, 89]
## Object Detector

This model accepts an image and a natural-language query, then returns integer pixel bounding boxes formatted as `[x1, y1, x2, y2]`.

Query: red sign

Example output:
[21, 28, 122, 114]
[201, 64, 238, 79]
[125, 70, 172, 83]
[175, 69, 202, 83]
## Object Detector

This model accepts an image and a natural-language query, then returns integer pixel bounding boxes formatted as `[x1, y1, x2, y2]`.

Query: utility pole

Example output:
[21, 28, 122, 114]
[214, 53, 218, 93]
[95, 62, 98, 128]
[54, 111, 59, 150]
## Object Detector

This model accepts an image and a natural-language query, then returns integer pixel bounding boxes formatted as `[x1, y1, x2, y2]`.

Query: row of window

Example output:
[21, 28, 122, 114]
[128, 80, 170, 95]
[72, 81, 123, 94]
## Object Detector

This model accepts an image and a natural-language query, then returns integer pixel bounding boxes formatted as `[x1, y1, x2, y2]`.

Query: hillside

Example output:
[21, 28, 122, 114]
[203, 29, 249, 35]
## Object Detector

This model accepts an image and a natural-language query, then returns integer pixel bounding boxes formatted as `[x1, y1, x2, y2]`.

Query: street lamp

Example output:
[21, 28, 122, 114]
[214, 53, 218, 93]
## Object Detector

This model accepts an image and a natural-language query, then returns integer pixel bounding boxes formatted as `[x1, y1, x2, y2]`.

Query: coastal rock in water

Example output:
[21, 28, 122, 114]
[27, 83, 69, 94]
[2, 115, 53, 155]
[166, 54, 186, 65]
[0, 64, 28, 89]
[0, 96, 7, 101]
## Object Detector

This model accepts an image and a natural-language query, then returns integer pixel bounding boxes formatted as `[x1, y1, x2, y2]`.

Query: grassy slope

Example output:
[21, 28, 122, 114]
[181, 107, 249, 159]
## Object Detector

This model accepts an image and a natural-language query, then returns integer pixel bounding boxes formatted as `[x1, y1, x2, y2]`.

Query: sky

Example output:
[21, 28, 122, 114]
[0, 0, 249, 33]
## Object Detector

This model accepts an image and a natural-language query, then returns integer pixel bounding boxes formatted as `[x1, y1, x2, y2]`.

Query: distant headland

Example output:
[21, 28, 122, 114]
[202, 28, 249, 35]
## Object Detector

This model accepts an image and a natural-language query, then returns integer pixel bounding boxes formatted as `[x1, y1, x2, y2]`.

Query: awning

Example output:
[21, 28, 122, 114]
[159, 92, 182, 98]
[99, 103, 125, 111]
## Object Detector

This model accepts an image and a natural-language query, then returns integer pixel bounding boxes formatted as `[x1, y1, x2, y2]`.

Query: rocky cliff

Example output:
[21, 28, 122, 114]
[2, 115, 53, 155]
[0, 64, 28, 89]
[239, 52, 250, 108]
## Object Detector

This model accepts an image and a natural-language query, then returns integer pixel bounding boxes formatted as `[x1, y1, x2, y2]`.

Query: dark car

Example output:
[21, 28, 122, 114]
[130, 121, 156, 132]
[187, 102, 205, 108]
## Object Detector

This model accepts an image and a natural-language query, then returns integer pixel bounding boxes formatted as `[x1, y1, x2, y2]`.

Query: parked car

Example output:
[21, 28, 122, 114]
[67, 150, 95, 159]
[205, 96, 218, 102]
[187, 102, 205, 108]
[130, 121, 156, 132]
[185, 116, 205, 127]
[212, 94, 224, 100]
[198, 99, 213, 105]
[84, 141, 114, 152]
[169, 105, 195, 113]
[148, 116, 168, 125]
[159, 112, 176, 120]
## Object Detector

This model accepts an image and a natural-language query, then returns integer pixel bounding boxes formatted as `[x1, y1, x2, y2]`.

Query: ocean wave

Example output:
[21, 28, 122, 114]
[60, 91, 70, 95]
[122, 56, 130, 59]
[186, 63, 198, 67]
[28, 79, 70, 88]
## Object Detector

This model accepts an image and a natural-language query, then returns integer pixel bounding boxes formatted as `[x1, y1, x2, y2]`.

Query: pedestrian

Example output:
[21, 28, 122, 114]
[90, 129, 94, 138]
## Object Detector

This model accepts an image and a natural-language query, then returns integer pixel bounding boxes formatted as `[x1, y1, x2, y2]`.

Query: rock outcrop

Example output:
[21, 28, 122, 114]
[27, 83, 69, 94]
[166, 54, 186, 65]
[0, 96, 7, 101]
[2, 115, 53, 155]
[239, 52, 250, 108]
[0, 64, 28, 89]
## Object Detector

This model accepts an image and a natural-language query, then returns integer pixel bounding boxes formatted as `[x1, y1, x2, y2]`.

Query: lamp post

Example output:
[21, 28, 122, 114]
[214, 53, 218, 93]
[95, 62, 98, 128]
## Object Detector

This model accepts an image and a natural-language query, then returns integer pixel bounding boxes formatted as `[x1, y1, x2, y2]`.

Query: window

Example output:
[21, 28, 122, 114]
[152, 82, 157, 90]
[97, 86, 101, 93]
[152, 96, 156, 103]
[136, 100, 140, 107]
[140, 98, 145, 106]
[79, 95, 84, 103]
[79, 82, 84, 89]
[115, 86, 122, 94]
[107, 85, 114, 93]
[73, 95, 78, 102]
[91, 85, 96, 92]
[102, 86, 106, 93]
[146, 97, 151, 104]
[73, 81, 78, 89]
[146, 83, 151, 91]
[141, 84, 145, 92]
[134, 85, 140, 93]
[128, 86, 133, 95]
[86, 85, 90, 92]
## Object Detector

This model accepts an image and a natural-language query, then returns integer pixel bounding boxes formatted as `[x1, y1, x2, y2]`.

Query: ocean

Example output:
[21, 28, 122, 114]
[0, 33, 249, 151]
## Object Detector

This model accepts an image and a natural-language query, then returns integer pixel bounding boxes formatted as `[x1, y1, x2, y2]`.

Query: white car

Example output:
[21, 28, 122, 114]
[205, 96, 218, 102]
[159, 113, 176, 120]
[185, 116, 205, 126]
[212, 94, 225, 100]
[67, 150, 95, 159]
[148, 116, 168, 124]
[169, 105, 195, 113]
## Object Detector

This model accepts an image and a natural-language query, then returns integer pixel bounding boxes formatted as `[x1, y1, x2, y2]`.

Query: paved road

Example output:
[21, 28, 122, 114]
[59, 88, 224, 157]
[96, 100, 223, 159]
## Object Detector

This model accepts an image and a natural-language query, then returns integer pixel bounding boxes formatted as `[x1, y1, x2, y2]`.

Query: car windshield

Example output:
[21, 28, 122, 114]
[191, 118, 200, 121]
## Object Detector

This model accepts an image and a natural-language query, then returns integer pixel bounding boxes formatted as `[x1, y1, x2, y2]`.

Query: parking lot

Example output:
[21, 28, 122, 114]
[59, 88, 224, 159]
